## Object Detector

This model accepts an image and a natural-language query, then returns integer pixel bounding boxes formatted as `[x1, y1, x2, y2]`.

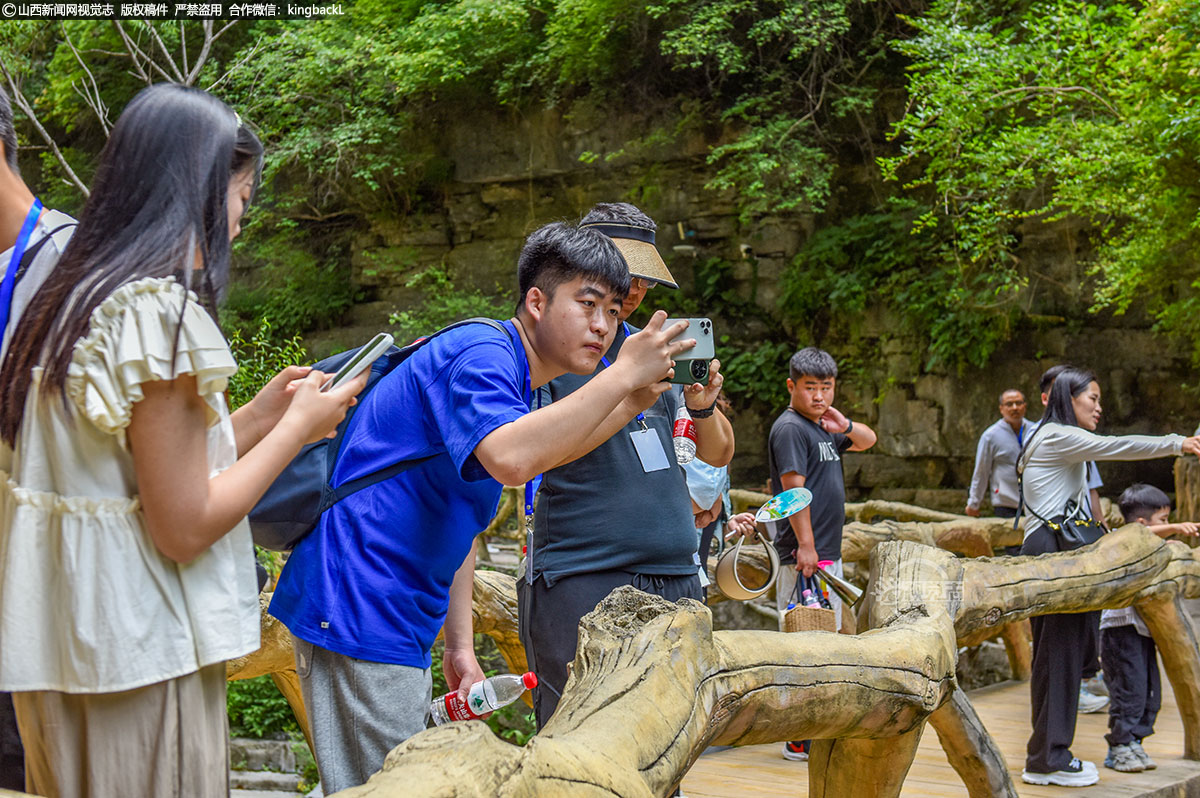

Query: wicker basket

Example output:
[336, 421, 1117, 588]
[783, 603, 836, 633]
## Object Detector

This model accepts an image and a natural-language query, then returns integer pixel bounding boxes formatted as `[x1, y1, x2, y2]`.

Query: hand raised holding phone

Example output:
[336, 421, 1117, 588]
[612, 311, 694, 389]
[282, 369, 368, 444]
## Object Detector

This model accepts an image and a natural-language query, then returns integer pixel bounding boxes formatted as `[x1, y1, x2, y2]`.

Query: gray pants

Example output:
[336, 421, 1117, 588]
[293, 636, 432, 794]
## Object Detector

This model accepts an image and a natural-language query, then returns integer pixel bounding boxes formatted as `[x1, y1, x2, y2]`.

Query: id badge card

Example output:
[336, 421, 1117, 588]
[630, 428, 670, 472]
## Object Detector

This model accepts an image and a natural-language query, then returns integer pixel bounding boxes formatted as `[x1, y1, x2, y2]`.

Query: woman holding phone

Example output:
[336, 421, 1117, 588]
[0, 84, 364, 797]
[1018, 368, 1200, 788]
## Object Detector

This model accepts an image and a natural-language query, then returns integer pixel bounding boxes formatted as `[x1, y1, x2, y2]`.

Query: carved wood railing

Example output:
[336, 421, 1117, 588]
[321, 525, 1200, 797]
[225, 522, 1200, 798]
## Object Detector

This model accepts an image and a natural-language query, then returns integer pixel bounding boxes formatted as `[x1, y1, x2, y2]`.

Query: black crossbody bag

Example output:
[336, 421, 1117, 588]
[1017, 427, 1106, 551]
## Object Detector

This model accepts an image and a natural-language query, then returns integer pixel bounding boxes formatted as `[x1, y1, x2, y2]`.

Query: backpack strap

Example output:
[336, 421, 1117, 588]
[12, 222, 75, 288]
[1016, 424, 1079, 533]
[319, 317, 510, 511]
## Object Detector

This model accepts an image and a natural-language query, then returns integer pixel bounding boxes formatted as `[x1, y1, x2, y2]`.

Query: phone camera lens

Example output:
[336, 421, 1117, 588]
[690, 360, 708, 380]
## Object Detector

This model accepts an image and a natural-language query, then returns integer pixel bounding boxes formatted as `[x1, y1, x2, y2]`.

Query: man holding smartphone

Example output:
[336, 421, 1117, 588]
[270, 221, 696, 793]
[518, 202, 735, 729]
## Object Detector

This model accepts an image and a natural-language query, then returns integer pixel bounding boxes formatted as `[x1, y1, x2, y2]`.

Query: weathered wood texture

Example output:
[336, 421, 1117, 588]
[927, 689, 1018, 798]
[325, 525, 1200, 798]
[1177, 456, 1200, 523]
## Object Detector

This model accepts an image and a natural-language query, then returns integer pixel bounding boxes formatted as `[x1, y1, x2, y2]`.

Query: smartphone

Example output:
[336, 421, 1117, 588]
[662, 318, 715, 385]
[321, 333, 394, 392]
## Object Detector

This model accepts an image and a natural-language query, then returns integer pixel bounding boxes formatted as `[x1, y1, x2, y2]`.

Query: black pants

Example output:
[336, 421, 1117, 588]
[698, 520, 720, 599]
[1082, 613, 1101, 681]
[1022, 525, 1099, 773]
[518, 569, 702, 729]
[0, 692, 22, 790]
[1102, 625, 1161, 746]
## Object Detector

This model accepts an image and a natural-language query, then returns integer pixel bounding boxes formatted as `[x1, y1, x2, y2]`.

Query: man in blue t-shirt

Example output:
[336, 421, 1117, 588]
[518, 203, 734, 729]
[270, 221, 698, 793]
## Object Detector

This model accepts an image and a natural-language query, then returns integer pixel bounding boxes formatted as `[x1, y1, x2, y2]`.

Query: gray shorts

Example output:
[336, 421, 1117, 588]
[293, 635, 432, 794]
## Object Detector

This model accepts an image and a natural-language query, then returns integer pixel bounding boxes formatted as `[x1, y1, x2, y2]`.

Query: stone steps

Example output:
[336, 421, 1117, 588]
[230, 737, 304, 795]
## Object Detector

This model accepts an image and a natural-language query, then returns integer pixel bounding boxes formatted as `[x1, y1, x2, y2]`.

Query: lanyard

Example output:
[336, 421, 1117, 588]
[600, 322, 648, 430]
[523, 377, 543, 582]
[0, 198, 43, 338]
[524, 385, 543, 519]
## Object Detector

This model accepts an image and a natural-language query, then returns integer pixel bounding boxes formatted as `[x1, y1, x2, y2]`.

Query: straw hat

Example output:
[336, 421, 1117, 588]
[581, 222, 678, 290]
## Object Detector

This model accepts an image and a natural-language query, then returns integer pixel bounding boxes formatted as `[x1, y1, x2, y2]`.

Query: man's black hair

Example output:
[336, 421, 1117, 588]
[580, 201, 657, 231]
[0, 85, 18, 171]
[1118, 483, 1171, 525]
[516, 222, 630, 313]
[789, 347, 837, 381]
[1039, 364, 1073, 397]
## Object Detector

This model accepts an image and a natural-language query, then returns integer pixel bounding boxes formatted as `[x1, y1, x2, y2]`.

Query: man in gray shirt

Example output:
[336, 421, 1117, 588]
[966, 389, 1032, 518]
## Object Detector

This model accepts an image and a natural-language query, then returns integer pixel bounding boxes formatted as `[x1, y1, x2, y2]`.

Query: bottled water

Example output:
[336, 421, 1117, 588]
[429, 672, 538, 726]
[673, 406, 697, 464]
[802, 589, 821, 608]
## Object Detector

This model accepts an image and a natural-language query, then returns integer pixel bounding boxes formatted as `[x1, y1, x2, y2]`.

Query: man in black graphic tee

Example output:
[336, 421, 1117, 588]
[767, 347, 876, 762]
[767, 347, 877, 628]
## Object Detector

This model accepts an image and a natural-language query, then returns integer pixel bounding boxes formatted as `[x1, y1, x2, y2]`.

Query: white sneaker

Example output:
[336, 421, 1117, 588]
[782, 741, 809, 761]
[1130, 739, 1157, 770]
[1022, 758, 1100, 787]
[1078, 685, 1109, 714]
[1083, 672, 1109, 697]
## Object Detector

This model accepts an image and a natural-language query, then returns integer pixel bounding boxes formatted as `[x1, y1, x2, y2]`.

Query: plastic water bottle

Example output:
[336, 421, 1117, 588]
[802, 589, 821, 608]
[673, 406, 697, 465]
[429, 672, 538, 725]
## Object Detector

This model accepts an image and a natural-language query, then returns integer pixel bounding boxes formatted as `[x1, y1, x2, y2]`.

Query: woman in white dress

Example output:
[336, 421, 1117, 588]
[0, 84, 364, 797]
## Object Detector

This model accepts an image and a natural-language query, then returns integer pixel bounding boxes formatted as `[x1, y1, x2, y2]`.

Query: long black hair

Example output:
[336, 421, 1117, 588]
[0, 83, 262, 445]
[1039, 367, 1097, 428]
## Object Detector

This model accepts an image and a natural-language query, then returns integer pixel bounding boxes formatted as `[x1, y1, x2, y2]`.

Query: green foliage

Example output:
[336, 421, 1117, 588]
[227, 676, 302, 738]
[224, 318, 310, 410]
[225, 233, 357, 337]
[884, 0, 1200, 363]
[388, 265, 515, 341]
[780, 201, 1022, 371]
[720, 341, 792, 406]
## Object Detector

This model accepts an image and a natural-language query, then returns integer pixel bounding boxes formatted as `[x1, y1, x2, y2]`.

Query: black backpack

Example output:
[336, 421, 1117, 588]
[248, 318, 506, 551]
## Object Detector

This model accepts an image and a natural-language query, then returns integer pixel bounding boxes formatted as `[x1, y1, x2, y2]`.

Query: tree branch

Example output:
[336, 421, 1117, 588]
[0, 61, 89, 198]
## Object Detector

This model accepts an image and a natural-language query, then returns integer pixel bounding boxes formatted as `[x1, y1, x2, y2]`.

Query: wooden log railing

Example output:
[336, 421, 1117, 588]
[224, 522, 1200, 798]
[316, 524, 1200, 797]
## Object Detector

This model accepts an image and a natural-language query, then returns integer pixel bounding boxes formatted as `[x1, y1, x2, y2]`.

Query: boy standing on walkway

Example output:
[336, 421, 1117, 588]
[768, 347, 876, 761]
[1102, 484, 1199, 773]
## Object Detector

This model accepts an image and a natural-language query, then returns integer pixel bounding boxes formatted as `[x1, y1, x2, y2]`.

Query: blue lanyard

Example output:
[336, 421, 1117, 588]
[511, 320, 541, 521]
[600, 322, 647, 427]
[0, 198, 43, 339]
[524, 385, 543, 518]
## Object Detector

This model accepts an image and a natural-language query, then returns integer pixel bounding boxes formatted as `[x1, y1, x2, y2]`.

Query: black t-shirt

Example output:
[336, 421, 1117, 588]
[531, 324, 698, 586]
[767, 407, 852, 563]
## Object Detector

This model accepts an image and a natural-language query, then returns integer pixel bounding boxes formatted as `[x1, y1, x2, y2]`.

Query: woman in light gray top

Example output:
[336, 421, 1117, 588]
[1017, 368, 1200, 787]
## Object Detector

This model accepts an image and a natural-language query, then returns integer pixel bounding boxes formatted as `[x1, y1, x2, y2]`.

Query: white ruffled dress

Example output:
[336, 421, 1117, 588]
[0, 276, 260, 694]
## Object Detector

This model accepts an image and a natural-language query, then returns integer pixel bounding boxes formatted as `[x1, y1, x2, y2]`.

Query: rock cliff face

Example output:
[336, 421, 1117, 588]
[310, 107, 1196, 510]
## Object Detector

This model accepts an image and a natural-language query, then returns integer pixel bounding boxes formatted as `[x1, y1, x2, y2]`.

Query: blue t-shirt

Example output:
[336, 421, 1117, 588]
[270, 320, 530, 668]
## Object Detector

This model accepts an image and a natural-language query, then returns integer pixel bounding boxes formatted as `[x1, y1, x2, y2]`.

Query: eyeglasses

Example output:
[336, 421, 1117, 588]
[1001, 400, 1026, 407]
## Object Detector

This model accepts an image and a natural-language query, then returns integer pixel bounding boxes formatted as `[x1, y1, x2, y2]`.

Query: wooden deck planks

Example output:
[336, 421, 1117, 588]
[681, 668, 1200, 797]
